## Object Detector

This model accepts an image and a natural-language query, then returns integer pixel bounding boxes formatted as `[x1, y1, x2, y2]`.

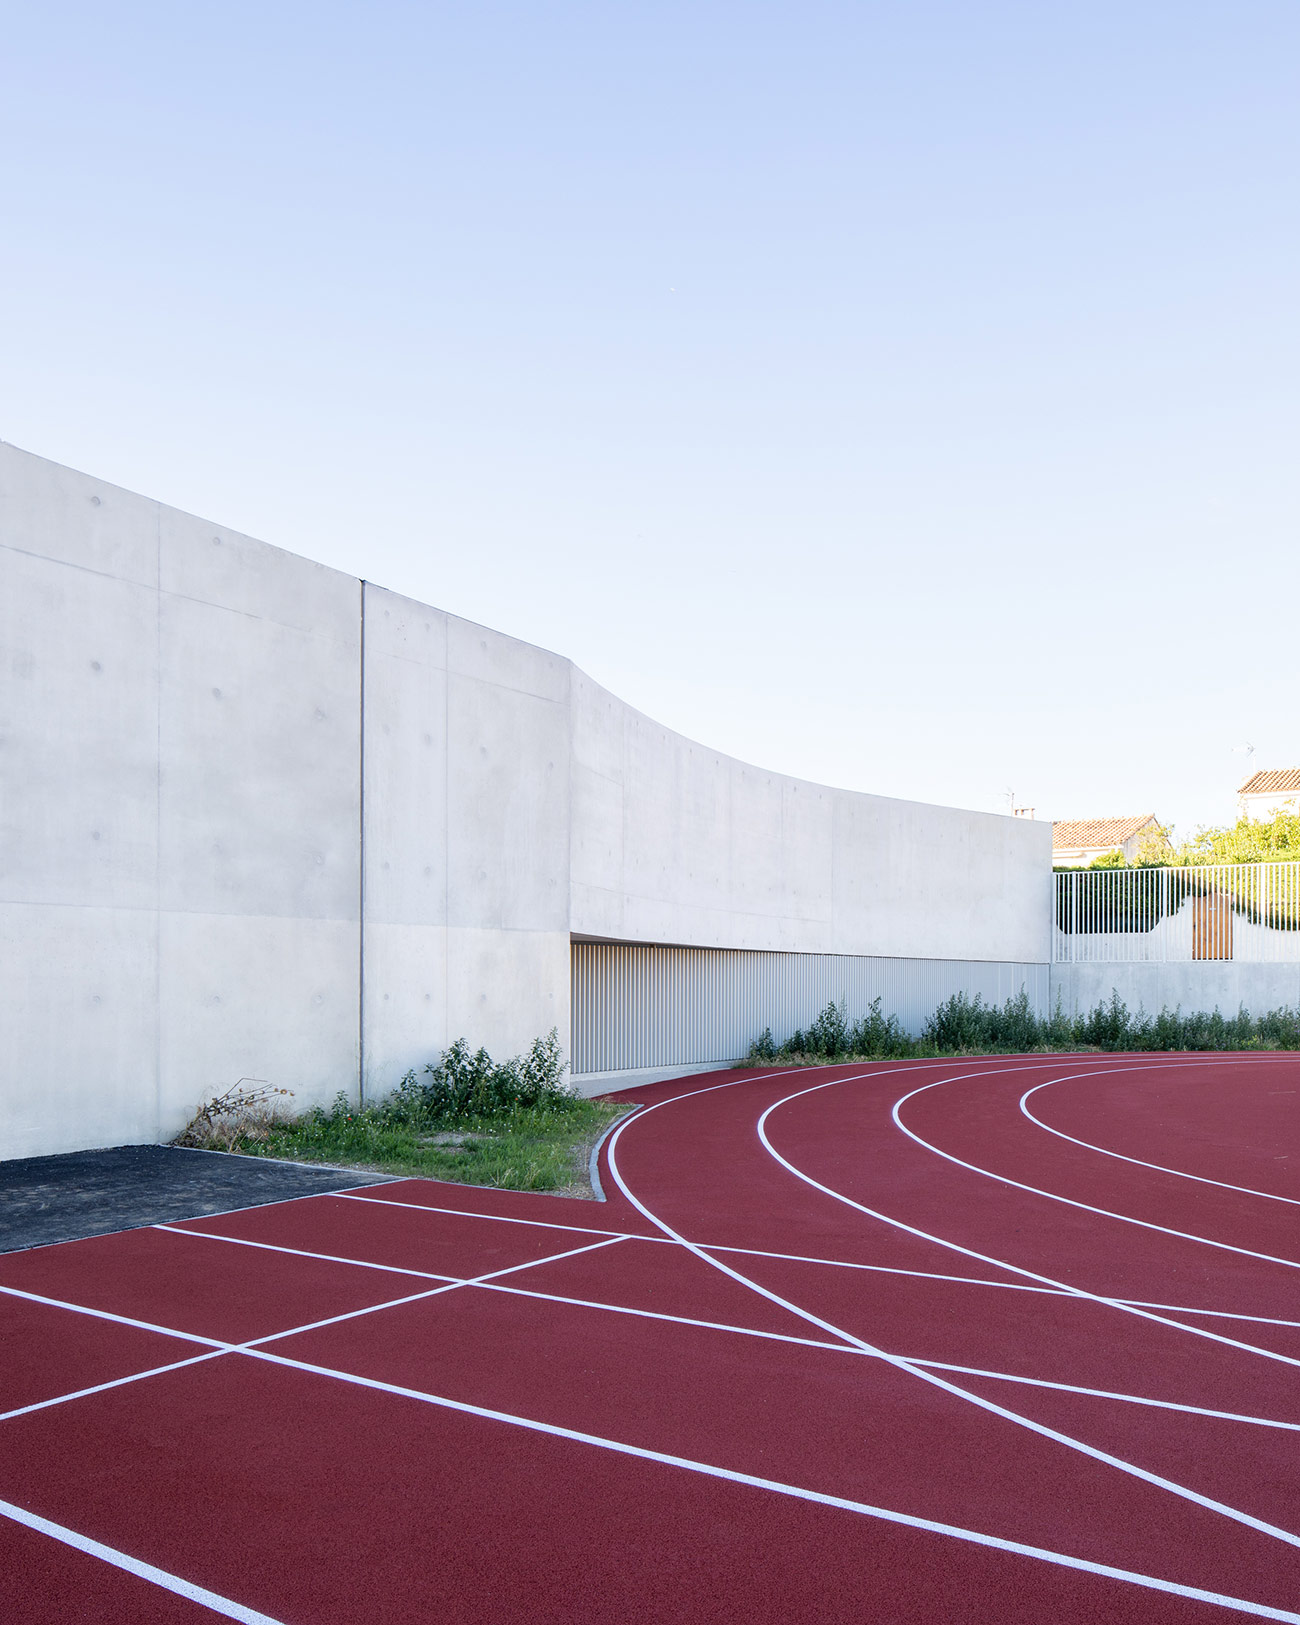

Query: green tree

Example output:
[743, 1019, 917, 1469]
[1170, 806, 1300, 866]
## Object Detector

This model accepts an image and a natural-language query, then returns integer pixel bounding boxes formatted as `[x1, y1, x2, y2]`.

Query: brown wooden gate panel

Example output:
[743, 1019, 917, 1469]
[1193, 891, 1234, 959]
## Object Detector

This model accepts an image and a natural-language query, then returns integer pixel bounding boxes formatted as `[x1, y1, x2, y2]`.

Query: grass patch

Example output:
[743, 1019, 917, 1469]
[176, 1032, 632, 1198]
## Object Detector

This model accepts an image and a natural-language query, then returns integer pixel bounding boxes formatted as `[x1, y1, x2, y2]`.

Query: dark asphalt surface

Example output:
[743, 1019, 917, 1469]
[0, 1144, 395, 1254]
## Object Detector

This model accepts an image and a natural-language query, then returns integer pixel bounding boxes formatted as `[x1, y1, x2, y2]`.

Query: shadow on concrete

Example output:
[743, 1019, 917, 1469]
[0, 1144, 396, 1254]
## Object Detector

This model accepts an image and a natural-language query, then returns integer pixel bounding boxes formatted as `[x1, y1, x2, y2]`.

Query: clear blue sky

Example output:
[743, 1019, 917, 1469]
[4, 2, 1298, 837]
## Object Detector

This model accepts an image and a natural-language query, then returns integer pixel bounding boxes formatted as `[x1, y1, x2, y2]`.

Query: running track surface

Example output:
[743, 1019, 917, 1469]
[4, 1054, 1300, 1623]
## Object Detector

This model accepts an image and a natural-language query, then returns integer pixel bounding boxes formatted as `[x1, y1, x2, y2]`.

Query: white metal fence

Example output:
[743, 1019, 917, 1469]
[1053, 862, 1300, 964]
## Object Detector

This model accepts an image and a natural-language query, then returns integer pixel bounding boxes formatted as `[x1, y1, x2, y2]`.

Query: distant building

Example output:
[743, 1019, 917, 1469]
[1052, 814, 1168, 866]
[1238, 769, 1300, 821]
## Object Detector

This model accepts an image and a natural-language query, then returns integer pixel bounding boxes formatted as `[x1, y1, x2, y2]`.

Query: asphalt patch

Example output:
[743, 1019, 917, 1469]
[0, 1145, 395, 1254]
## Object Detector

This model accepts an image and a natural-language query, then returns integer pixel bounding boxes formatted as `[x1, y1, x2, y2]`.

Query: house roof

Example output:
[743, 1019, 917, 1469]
[1051, 815, 1158, 851]
[1239, 768, 1300, 797]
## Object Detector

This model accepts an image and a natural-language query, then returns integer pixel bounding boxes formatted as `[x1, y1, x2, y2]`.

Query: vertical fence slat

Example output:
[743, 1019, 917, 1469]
[1053, 860, 1300, 965]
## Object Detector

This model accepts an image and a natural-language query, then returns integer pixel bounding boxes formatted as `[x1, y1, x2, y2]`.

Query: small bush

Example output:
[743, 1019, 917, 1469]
[173, 1031, 618, 1194]
[743, 991, 1300, 1066]
[395, 1028, 571, 1122]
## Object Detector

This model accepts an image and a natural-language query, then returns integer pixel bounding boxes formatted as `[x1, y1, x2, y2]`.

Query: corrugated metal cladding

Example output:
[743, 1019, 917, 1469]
[570, 941, 1051, 1075]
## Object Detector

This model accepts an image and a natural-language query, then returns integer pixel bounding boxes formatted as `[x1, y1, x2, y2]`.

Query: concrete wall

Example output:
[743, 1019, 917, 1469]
[570, 670, 1050, 961]
[360, 584, 572, 1087]
[1052, 962, 1300, 1018]
[2, 442, 1051, 1158]
[2, 448, 364, 1159]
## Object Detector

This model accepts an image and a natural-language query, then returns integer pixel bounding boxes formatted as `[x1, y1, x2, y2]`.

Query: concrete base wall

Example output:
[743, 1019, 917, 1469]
[1051, 962, 1300, 1017]
[2, 442, 1051, 1159]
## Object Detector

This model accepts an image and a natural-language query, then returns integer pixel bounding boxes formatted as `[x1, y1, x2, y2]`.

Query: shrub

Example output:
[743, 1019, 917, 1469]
[392, 1028, 571, 1123]
[744, 990, 1300, 1065]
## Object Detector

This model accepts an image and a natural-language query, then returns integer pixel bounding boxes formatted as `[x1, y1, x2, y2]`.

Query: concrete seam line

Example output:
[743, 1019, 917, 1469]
[357, 576, 366, 1108]
[606, 1067, 1300, 1558]
[0, 1495, 289, 1625]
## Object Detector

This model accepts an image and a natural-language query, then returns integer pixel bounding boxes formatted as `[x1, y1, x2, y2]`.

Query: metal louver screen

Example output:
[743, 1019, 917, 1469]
[570, 941, 1050, 1075]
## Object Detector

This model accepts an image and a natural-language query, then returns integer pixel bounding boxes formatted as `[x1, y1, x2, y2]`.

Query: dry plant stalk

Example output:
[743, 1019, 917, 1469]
[177, 1079, 295, 1153]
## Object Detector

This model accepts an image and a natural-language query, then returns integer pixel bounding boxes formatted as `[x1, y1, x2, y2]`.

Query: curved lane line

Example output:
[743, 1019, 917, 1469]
[605, 1074, 1300, 1568]
[1019, 1064, 1300, 1208]
[892, 1060, 1300, 1272]
[759, 1067, 1300, 1376]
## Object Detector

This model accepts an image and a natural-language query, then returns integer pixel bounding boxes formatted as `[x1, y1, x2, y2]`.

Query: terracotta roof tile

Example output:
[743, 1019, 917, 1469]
[1051, 815, 1158, 851]
[1239, 768, 1300, 796]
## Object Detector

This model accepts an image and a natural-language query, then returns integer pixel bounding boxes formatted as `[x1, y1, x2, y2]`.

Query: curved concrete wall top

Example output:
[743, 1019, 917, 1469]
[2, 440, 1051, 1155]
[570, 670, 1051, 962]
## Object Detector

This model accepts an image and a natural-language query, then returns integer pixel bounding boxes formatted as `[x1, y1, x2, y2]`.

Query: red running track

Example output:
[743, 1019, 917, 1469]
[3, 1053, 1300, 1622]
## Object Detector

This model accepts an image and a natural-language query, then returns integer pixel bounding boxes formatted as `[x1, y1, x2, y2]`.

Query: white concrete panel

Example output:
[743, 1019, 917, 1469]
[365, 586, 449, 667]
[361, 921, 448, 1097]
[158, 592, 360, 919]
[0, 903, 159, 1157]
[159, 502, 359, 641]
[445, 927, 571, 1061]
[567, 670, 1047, 963]
[1, 548, 159, 910]
[570, 763, 624, 899]
[445, 672, 569, 932]
[725, 765, 795, 923]
[0, 442, 159, 588]
[1051, 961, 1300, 1018]
[448, 614, 569, 703]
[775, 778, 834, 936]
[362, 585, 449, 928]
[569, 669, 626, 781]
[158, 912, 359, 1134]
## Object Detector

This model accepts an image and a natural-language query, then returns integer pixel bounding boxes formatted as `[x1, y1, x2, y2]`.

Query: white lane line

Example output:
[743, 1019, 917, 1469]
[170, 1200, 1054, 1293]
[915, 1360, 1300, 1432]
[1020, 1067, 1300, 1207]
[898, 1061, 1300, 1272]
[154, 1224, 464, 1282]
[1126, 1301, 1300, 1331]
[0, 1494, 288, 1624]
[0, 1284, 228, 1350]
[0, 1353, 227, 1424]
[11, 1258, 1300, 1442]
[762, 1072, 1300, 1376]
[606, 1077, 1300, 1563]
[233, 1343, 1300, 1625]
[324, 1190, 657, 1239]
[145, 1223, 1300, 1433]
[0, 1237, 628, 1427]
[299, 1189, 1300, 1322]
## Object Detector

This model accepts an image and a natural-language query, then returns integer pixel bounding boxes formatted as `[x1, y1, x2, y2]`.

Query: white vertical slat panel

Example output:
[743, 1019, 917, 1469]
[570, 942, 1051, 1075]
[1053, 861, 1300, 965]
